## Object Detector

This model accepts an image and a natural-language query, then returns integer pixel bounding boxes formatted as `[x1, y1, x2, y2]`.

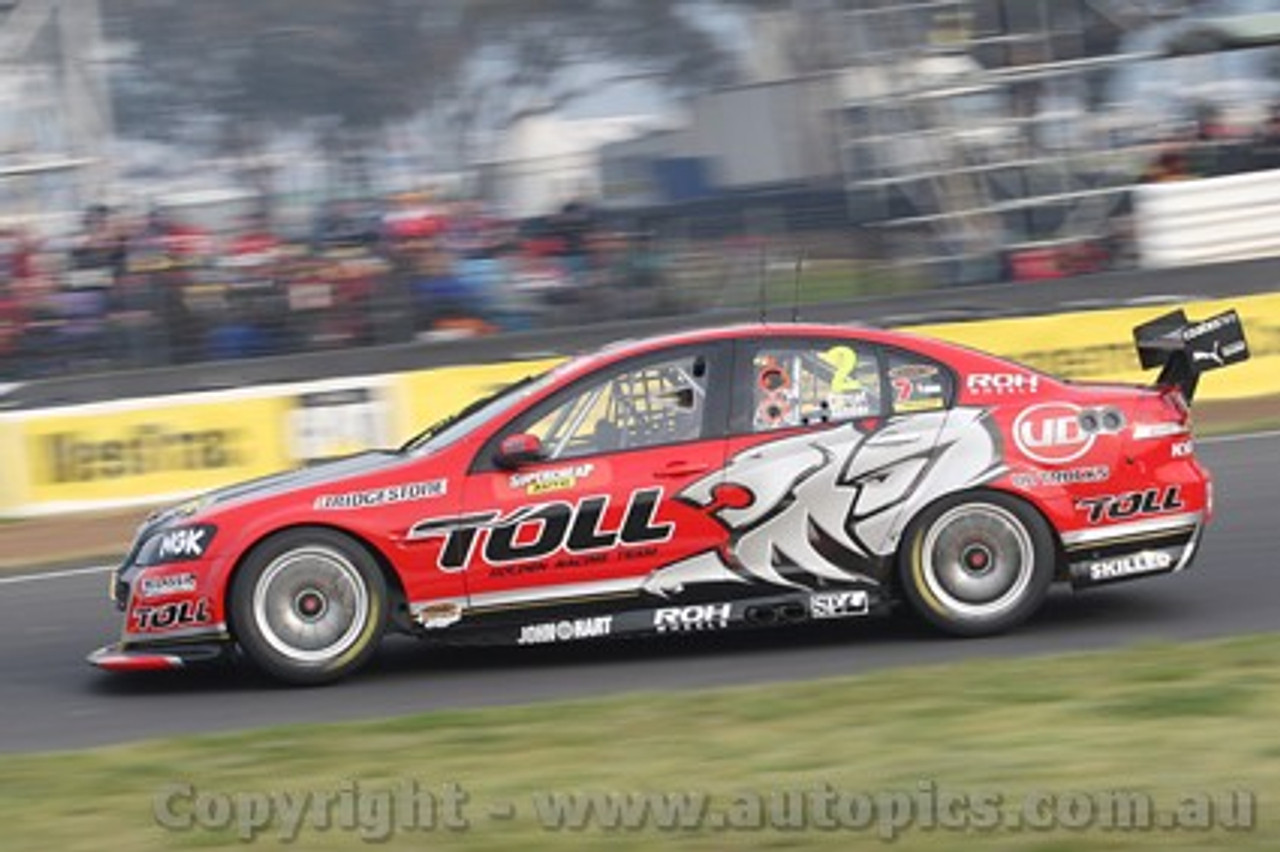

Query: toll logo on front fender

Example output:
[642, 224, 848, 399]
[130, 598, 212, 633]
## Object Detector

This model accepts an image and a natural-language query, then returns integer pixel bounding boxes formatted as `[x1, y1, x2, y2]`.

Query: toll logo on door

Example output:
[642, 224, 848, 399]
[409, 487, 674, 571]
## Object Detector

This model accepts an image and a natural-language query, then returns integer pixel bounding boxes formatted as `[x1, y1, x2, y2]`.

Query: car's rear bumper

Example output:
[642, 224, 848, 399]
[87, 641, 231, 672]
[1062, 511, 1203, 588]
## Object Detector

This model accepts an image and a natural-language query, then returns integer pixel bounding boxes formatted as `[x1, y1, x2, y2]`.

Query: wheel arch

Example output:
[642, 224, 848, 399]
[223, 522, 411, 638]
[893, 485, 1069, 588]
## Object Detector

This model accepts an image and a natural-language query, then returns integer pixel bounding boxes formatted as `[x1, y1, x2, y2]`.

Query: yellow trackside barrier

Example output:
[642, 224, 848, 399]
[1, 297, 1276, 517]
[13, 395, 290, 515]
[389, 359, 564, 444]
[0, 364, 562, 518]
[903, 293, 1280, 402]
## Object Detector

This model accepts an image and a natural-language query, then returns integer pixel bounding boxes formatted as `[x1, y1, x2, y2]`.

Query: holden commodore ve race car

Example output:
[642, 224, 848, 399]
[89, 308, 1249, 683]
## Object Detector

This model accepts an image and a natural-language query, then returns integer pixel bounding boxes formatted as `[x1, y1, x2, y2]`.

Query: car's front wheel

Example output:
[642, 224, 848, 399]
[898, 491, 1054, 637]
[230, 528, 387, 684]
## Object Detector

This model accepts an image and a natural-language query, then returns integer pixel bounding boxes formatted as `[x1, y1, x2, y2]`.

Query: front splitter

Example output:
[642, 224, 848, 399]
[88, 642, 230, 672]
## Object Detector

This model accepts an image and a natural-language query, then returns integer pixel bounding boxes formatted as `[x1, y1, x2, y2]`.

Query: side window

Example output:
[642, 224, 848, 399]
[750, 341, 883, 431]
[522, 353, 710, 460]
[885, 349, 952, 414]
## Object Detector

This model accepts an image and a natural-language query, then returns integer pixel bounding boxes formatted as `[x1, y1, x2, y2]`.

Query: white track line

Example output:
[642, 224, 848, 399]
[0, 431, 1275, 587]
[0, 564, 113, 587]
[1200, 428, 1280, 445]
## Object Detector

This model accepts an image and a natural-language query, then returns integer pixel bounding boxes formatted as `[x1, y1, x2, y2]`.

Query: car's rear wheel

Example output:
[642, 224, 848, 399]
[230, 528, 387, 684]
[898, 491, 1054, 636]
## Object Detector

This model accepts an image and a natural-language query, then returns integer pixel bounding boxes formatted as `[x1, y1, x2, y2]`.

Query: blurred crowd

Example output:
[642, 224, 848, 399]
[0, 197, 675, 377]
[1005, 102, 1280, 283]
[1140, 102, 1280, 183]
[6, 102, 1280, 377]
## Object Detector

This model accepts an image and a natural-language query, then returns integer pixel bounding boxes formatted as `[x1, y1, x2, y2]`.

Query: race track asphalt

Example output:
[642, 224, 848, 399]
[1, 433, 1276, 753]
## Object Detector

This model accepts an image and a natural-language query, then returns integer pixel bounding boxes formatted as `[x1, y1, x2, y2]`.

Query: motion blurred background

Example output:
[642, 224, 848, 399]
[1, 0, 1279, 376]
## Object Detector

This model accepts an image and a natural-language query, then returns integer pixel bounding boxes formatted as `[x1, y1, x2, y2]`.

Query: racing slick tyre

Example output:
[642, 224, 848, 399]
[230, 528, 388, 685]
[898, 491, 1054, 637]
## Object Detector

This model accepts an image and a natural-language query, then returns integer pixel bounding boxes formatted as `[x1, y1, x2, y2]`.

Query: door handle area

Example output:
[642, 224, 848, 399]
[654, 461, 712, 478]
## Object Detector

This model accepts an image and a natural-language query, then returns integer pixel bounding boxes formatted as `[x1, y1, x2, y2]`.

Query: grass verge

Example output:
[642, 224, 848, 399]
[1, 634, 1276, 851]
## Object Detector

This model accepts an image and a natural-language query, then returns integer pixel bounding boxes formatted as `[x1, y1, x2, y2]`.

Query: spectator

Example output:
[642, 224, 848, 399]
[1141, 146, 1190, 183]
[1251, 104, 1280, 171]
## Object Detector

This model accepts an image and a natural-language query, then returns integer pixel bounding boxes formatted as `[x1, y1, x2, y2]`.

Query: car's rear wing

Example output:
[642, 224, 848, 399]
[1133, 308, 1250, 402]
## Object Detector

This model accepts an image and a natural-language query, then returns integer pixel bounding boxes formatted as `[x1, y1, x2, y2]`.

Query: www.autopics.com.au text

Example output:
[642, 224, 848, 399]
[152, 779, 1257, 842]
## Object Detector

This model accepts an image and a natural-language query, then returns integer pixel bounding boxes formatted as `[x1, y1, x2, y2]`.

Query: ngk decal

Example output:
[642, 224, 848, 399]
[157, 527, 208, 560]
[654, 604, 731, 632]
[410, 487, 674, 571]
[1013, 403, 1093, 465]
[1076, 487, 1185, 524]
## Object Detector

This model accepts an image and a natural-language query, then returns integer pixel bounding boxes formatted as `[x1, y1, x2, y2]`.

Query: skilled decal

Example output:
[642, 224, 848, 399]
[1085, 550, 1174, 582]
[967, 373, 1040, 395]
[1076, 486, 1185, 524]
[138, 572, 198, 599]
[809, 590, 870, 619]
[314, 480, 446, 510]
[1013, 402, 1094, 465]
[1010, 465, 1110, 489]
[509, 463, 595, 496]
[517, 615, 613, 645]
[653, 604, 731, 632]
[130, 598, 212, 632]
[410, 487, 674, 571]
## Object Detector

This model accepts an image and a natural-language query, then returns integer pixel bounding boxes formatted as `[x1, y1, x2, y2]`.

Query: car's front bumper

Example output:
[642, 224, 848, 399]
[87, 641, 231, 672]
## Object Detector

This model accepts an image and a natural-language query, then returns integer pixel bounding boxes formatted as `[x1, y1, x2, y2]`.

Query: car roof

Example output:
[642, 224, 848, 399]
[577, 322, 992, 370]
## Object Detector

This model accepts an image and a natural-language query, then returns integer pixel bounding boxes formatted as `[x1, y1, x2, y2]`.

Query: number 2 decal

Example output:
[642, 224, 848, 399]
[821, 345, 862, 392]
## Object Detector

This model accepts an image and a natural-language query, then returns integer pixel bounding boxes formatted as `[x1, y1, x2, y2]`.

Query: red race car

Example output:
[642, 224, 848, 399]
[90, 310, 1249, 683]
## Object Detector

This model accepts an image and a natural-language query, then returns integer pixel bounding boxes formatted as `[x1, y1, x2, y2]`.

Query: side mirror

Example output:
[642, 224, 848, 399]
[495, 433, 545, 469]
